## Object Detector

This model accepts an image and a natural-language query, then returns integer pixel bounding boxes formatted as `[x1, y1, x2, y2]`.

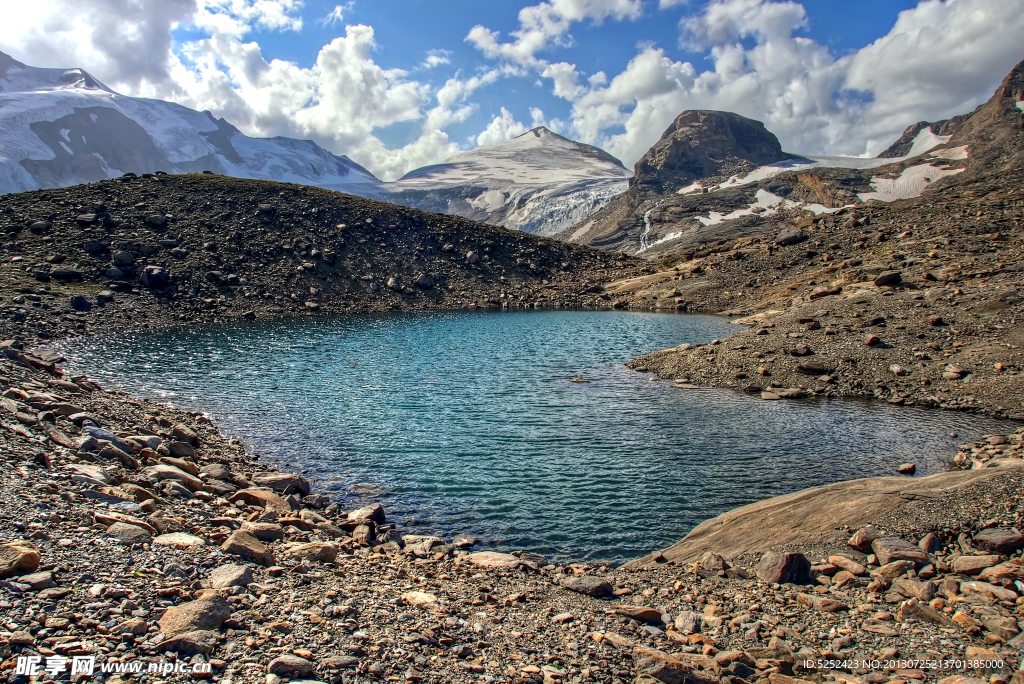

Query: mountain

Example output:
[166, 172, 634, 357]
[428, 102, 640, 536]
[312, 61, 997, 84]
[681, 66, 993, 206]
[561, 58, 1024, 256]
[0, 51, 380, 195]
[0, 51, 629, 238]
[357, 127, 632, 237]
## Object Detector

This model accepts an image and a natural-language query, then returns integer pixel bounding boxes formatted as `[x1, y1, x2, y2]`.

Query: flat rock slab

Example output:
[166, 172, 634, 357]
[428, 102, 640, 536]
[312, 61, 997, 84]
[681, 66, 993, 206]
[559, 575, 614, 598]
[207, 564, 254, 589]
[871, 537, 928, 565]
[972, 528, 1024, 554]
[159, 595, 232, 635]
[625, 463, 1024, 568]
[465, 552, 520, 568]
[153, 533, 206, 548]
[107, 522, 152, 545]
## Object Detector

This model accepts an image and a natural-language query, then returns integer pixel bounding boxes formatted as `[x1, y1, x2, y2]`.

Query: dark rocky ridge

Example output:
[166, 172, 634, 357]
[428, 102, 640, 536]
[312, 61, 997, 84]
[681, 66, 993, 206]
[0, 173, 653, 344]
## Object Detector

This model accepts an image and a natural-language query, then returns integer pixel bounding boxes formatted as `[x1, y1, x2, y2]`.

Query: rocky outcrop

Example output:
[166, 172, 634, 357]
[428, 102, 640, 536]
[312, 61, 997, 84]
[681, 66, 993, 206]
[631, 111, 788, 192]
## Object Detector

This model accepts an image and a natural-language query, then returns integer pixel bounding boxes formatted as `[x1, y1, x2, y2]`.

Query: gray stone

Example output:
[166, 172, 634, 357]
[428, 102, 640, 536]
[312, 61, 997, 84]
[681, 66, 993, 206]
[106, 522, 152, 545]
[348, 502, 386, 524]
[775, 227, 807, 246]
[755, 552, 810, 585]
[972, 528, 1024, 555]
[674, 611, 703, 635]
[871, 537, 928, 565]
[159, 594, 232, 635]
[207, 564, 253, 589]
[141, 265, 170, 289]
[559, 575, 614, 598]
[268, 655, 315, 678]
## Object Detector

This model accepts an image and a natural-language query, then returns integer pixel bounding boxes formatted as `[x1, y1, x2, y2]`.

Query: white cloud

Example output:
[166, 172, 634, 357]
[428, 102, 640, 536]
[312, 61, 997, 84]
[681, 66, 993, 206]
[551, 0, 1024, 166]
[422, 49, 452, 69]
[476, 107, 531, 145]
[466, 0, 643, 67]
[319, 2, 354, 28]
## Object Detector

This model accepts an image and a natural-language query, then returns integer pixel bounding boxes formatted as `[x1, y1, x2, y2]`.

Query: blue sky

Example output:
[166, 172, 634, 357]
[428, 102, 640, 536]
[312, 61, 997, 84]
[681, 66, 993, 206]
[201, 0, 922, 152]
[5, 0, 1024, 180]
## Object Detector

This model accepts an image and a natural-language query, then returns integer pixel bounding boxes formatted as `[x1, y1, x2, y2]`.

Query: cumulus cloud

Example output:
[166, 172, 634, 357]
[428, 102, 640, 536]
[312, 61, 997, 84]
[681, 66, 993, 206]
[543, 0, 1024, 166]
[466, 0, 643, 67]
[422, 49, 452, 69]
[476, 107, 531, 145]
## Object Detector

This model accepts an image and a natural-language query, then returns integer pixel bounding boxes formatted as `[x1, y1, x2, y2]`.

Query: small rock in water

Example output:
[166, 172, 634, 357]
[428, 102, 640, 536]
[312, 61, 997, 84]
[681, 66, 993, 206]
[569, 376, 590, 383]
[897, 462, 916, 475]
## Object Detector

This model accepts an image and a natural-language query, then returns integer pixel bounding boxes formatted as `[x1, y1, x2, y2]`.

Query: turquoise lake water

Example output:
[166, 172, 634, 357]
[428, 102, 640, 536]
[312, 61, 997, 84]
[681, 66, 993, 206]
[59, 310, 1018, 563]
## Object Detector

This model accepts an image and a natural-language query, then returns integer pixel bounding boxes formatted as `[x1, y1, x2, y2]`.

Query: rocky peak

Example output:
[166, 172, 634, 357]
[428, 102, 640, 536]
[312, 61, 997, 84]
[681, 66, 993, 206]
[631, 110, 787, 191]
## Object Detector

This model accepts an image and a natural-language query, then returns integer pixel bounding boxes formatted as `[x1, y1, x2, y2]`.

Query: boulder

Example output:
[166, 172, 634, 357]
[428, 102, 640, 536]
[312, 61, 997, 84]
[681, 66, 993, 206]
[348, 502, 386, 524]
[155, 630, 220, 656]
[158, 594, 232, 635]
[220, 530, 275, 566]
[106, 522, 152, 545]
[972, 528, 1024, 555]
[152, 533, 205, 548]
[0, 541, 41, 578]
[252, 472, 311, 496]
[952, 555, 1002, 575]
[775, 228, 807, 246]
[229, 488, 291, 514]
[610, 605, 663, 624]
[633, 646, 715, 684]
[207, 564, 253, 590]
[240, 521, 284, 542]
[401, 591, 439, 609]
[871, 537, 928, 565]
[755, 552, 810, 585]
[465, 552, 521, 569]
[284, 542, 338, 563]
[674, 611, 703, 635]
[268, 655, 315, 678]
[146, 463, 204, 492]
[848, 525, 881, 552]
[874, 271, 902, 287]
[559, 575, 614, 598]
[141, 265, 170, 289]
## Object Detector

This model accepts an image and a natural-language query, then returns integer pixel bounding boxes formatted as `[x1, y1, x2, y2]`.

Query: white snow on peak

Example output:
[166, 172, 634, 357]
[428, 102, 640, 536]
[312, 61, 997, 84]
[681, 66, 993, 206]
[858, 163, 964, 203]
[905, 127, 952, 158]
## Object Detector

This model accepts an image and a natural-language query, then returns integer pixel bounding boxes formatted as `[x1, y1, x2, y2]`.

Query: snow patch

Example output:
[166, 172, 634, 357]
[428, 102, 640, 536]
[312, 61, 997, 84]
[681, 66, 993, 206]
[568, 221, 593, 242]
[858, 164, 965, 203]
[58, 141, 73, 155]
[59, 129, 71, 143]
[906, 127, 952, 158]
[470, 189, 506, 211]
[804, 203, 854, 215]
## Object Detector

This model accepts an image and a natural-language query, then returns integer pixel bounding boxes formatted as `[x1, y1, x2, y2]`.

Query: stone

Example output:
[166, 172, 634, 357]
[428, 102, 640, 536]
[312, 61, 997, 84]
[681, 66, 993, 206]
[919, 533, 942, 553]
[674, 611, 703, 635]
[634, 646, 715, 684]
[610, 605, 663, 624]
[168, 441, 195, 458]
[466, 251, 479, 264]
[268, 655, 314, 678]
[952, 555, 1002, 575]
[897, 463, 916, 475]
[252, 472, 311, 496]
[230, 488, 292, 515]
[159, 595, 232, 635]
[0, 541, 41, 578]
[207, 564, 253, 590]
[452, 533, 477, 548]
[896, 598, 952, 626]
[871, 537, 928, 565]
[828, 555, 867, 576]
[141, 265, 170, 288]
[352, 524, 375, 546]
[873, 560, 915, 579]
[776, 228, 807, 246]
[559, 576, 614, 598]
[465, 551, 521, 568]
[106, 522, 152, 545]
[153, 533, 205, 548]
[864, 334, 882, 346]
[240, 522, 285, 542]
[221, 530, 275, 566]
[413, 273, 432, 289]
[18, 571, 54, 590]
[978, 559, 1024, 583]
[348, 503, 386, 524]
[972, 528, 1024, 555]
[156, 630, 220, 656]
[874, 271, 902, 287]
[113, 618, 150, 636]
[755, 552, 810, 585]
[797, 593, 848, 612]
[70, 295, 92, 311]
[284, 542, 337, 563]
[402, 591, 439, 609]
[848, 525, 880, 551]
[146, 463, 204, 491]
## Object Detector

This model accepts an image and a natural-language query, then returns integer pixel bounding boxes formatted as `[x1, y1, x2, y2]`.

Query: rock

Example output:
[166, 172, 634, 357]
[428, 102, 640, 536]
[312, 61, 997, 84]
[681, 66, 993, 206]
[156, 630, 220, 656]
[465, 552, 520, 568]
[919, 532, 942, 553]
[797, 593, 848, 612]
[796, 361, 826, 375]
[159, 594, 232, 635]
[106, 522, 152, 545]
[872, 560, 915, 579]
[141, 265, 170, 288]
[848, 525, 880, 552]
[220, 530, 275, 566]
[864, 334, 882, 346]
[152, 532, 205, 548]
[113, 618, 150, 635]
[70, 295, 92, 311]
[466, 251, 479, 264]
[871, 537, 928, 565]
[207, 564, 253, 589]
[896, 598, 952, 626]
[240, 522, 285, 542]
[402, 591, 439, 609]
[17, 571, 54, 590]
[347, 502, 386, 524]
[452, 533, 477, 548]
[926, 315, 945, 326]
[229, 488, 292, 514]
[972, 528, 1024, 554]
[610, 605, 663, 624]
[633, 646, 714, 684]
[952, 555, 1002, 575]
[168, 441, 195, 458]
[268, 655, 314, 678]
[828, 555, 867, 576]
[979, 559, 1024, 583]
[874, 271, 902, 287]
[0, 541, 41, 578]
[674, 611, 703, 635]
[146, 463, 204, 491]
[775, 227, 807, 246]
[252, 472, 311, 496]
[897, 462, 916, 475]
[755, 552, 810, 584]
[352, 523, 375, 546]
[559, 576, 614, 598]
[284, 542, 337, 563]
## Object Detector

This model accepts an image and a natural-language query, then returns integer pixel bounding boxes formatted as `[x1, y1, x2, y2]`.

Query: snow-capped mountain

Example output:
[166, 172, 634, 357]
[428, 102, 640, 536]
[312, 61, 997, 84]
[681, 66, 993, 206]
[355, 127, 632, 237]
[0, 51, 379, 195]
